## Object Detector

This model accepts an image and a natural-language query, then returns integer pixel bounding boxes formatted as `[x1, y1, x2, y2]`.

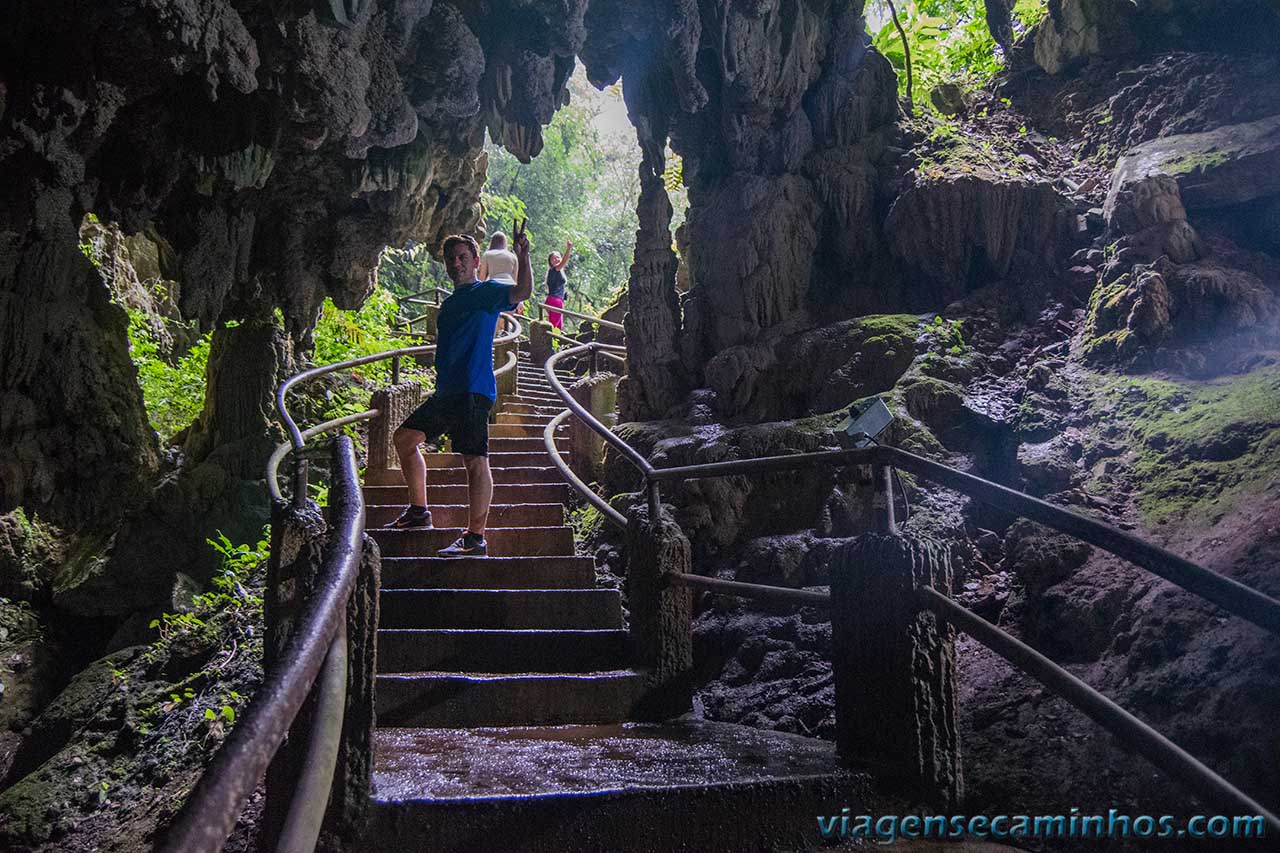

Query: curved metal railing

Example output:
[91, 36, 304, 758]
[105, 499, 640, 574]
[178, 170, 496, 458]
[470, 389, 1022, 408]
[539, 339, 1280, 834]
[178, 305, 523, 850]
[162, 435, 365, 853]
[268, 312, 521, 504]
[534, 300, 625, 332]
[394, 286, 452, 335]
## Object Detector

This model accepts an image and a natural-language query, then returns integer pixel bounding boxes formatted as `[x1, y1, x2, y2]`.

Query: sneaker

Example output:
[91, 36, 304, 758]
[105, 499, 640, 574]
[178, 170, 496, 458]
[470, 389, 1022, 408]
[437, 531, 487, 557]
[387, 507, 432, 529]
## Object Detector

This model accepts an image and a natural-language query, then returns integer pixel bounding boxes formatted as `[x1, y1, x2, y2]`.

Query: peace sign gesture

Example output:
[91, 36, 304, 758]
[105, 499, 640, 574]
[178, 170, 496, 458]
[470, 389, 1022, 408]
[512, 218, 530, 259]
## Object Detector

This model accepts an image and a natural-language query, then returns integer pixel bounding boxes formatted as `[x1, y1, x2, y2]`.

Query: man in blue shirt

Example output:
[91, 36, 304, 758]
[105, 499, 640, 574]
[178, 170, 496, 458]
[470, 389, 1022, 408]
[388, 222, 533, 556]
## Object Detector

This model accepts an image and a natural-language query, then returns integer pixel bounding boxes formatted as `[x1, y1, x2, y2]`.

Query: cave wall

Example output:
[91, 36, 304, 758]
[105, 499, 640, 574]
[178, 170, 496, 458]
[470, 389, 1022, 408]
[581, 0, 903, 420]
[0, 0, 588, 529]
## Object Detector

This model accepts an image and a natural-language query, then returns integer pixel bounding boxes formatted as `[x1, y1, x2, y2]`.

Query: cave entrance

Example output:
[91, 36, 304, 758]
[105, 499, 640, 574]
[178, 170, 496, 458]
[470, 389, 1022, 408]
[377, 66, 687, 324]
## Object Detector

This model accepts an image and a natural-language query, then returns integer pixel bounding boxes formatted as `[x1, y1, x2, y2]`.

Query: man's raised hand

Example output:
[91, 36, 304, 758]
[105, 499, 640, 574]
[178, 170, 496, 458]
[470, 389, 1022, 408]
[512, 218, 530, 257]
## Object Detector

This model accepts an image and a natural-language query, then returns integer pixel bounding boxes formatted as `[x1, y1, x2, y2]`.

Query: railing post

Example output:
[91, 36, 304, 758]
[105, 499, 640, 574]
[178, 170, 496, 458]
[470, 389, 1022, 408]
[529, 318, 554, 367]
[390, 354, 400, 386]
[625, 498, 693, 721]
[367, 381, 426, 487]
[292, 457, 309, 509]
[873, 463, 897, 534]
[589, 348, 598, 376]
[647, 480, 661, 522]
[829, 533, 960, 809]
[567, 370, 619, 486]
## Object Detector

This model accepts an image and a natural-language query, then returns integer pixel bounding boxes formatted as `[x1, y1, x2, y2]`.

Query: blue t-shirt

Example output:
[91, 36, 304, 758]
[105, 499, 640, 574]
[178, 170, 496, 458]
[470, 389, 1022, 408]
[434, 279, 520, 400]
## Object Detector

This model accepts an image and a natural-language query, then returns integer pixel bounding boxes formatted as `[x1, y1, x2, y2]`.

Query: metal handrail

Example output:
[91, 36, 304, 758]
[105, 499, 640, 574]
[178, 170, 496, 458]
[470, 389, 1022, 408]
[266, 409, 380, 502]
[536, 300, 625, 331]
[269, 313, 522, 502]
[543, 410, 627, 527]
[670, 573, 831, 607]
[545, 343, 653, 477]
[163, 436, 365, 852]
[538, 340, 1280, 829]
[919, 587, 1280, 833]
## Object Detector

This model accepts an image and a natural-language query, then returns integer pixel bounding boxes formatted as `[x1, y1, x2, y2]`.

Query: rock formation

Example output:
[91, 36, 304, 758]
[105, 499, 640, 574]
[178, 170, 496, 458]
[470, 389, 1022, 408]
[1, 1, 588, 533]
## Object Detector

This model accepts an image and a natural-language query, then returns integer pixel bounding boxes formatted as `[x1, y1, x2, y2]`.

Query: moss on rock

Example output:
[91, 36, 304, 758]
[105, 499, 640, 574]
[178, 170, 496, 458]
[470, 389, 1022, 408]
[0, 510, 64, 603]
[1100, 368, 1280, 523]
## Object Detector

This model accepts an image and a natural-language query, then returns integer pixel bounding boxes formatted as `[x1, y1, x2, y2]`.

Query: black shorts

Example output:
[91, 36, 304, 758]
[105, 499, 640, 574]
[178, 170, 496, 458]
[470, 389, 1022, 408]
[399, 393, 492, 457]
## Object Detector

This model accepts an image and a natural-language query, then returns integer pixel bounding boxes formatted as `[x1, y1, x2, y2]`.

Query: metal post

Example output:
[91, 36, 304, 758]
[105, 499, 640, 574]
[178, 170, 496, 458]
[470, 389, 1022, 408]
[390, 354, 400, 386]
[589, 348, 598, 376]
[647, 480, 662, 522]
[292, 457, 309, 509]
[873, 464, 897, 534]
[537, 302, 544, 321]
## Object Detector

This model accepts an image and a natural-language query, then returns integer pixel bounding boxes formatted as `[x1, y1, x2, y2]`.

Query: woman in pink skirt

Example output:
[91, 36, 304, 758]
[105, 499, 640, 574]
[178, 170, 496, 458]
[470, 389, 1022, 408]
[544, 239, 571, 329]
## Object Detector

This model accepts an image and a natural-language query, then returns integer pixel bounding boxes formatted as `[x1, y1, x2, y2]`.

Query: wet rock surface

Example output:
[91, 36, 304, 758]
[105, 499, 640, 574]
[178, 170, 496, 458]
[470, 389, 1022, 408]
[372, 719, 839, 799]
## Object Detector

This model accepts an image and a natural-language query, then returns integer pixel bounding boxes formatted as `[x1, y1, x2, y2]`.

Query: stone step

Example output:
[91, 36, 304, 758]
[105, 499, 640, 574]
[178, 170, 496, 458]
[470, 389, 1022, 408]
[377, 629, 629, 673]
[363, 466, 563, 488]
[506, 395, 564, 409]
[362, 722, 873, 853]
[366, 503, 563, 529]
[502, 402, 566, 416]
[489, 422, 565, 438]
[487, 436, 568, 453]
[510, 384, 562, 396]
[379, 555, 594, 590]
[517, 375, 570, 390]
[369, 526, 575, 558]
[364, 482, 570, 505]
[421, 451, 562, 469]
[375, 671, 644, 727]
[495, 412, 558, 426]
[379, 588, 621, 629]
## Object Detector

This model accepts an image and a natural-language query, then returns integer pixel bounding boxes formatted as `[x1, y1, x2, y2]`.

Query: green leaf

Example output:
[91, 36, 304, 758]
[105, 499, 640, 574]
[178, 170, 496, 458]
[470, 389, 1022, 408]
[205, 708, 217, 720]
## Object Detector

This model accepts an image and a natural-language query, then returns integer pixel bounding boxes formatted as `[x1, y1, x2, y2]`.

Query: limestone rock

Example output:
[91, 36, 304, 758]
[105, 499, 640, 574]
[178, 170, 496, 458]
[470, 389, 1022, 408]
[929, 82, 972, 116]
[1084, 257, 1279, 366]
[705, 314, 923, 422]
[681, 174, 823, 362]
[0, 511, 63, 604]
[1034, 0, 1138, 75]
[1015, 436, 1079, 495]
[885, 176, 1073, 295]
[1002, 519, 1091, 593]
[1107, 114, 1280, 214]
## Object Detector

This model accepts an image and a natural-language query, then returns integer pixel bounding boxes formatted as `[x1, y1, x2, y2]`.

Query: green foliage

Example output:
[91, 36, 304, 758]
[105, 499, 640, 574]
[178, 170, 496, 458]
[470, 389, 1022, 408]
[1012, 0, 1047, 27]
[482, 73, 644, 316]
[377, 243, 449, 299]
[309, 289, 431, 425]
[146, 529, 268, 657]
[77, 213, 106, 269]
[868, 0, 1047, 110]
[126, 310, 211, 443]
[911, 110, 1036, 180]
[924, 315, 967, 353]
[568, 504, 605, 545]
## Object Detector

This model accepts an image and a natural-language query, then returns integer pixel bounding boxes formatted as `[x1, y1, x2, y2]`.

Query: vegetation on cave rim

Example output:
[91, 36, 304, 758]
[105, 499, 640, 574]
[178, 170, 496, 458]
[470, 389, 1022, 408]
[479, 70, 667, 316]
[869, 0, 1048, 110]
[1093, 368, 1280, 525]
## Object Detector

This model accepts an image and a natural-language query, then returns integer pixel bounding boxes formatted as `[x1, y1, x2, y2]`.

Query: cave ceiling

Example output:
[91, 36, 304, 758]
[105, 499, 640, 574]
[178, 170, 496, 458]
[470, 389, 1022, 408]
[0, 0, 901, 522]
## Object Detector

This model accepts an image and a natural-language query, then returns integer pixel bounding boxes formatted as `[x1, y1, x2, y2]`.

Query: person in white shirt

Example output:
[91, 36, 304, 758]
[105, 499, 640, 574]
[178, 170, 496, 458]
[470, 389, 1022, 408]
[478, 232, 518, 284]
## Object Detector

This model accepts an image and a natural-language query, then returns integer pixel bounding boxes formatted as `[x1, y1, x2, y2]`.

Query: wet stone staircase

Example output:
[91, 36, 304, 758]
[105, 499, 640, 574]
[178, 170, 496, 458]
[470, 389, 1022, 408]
[359, 347, 889, 853]
[366, 353, 644, 728]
